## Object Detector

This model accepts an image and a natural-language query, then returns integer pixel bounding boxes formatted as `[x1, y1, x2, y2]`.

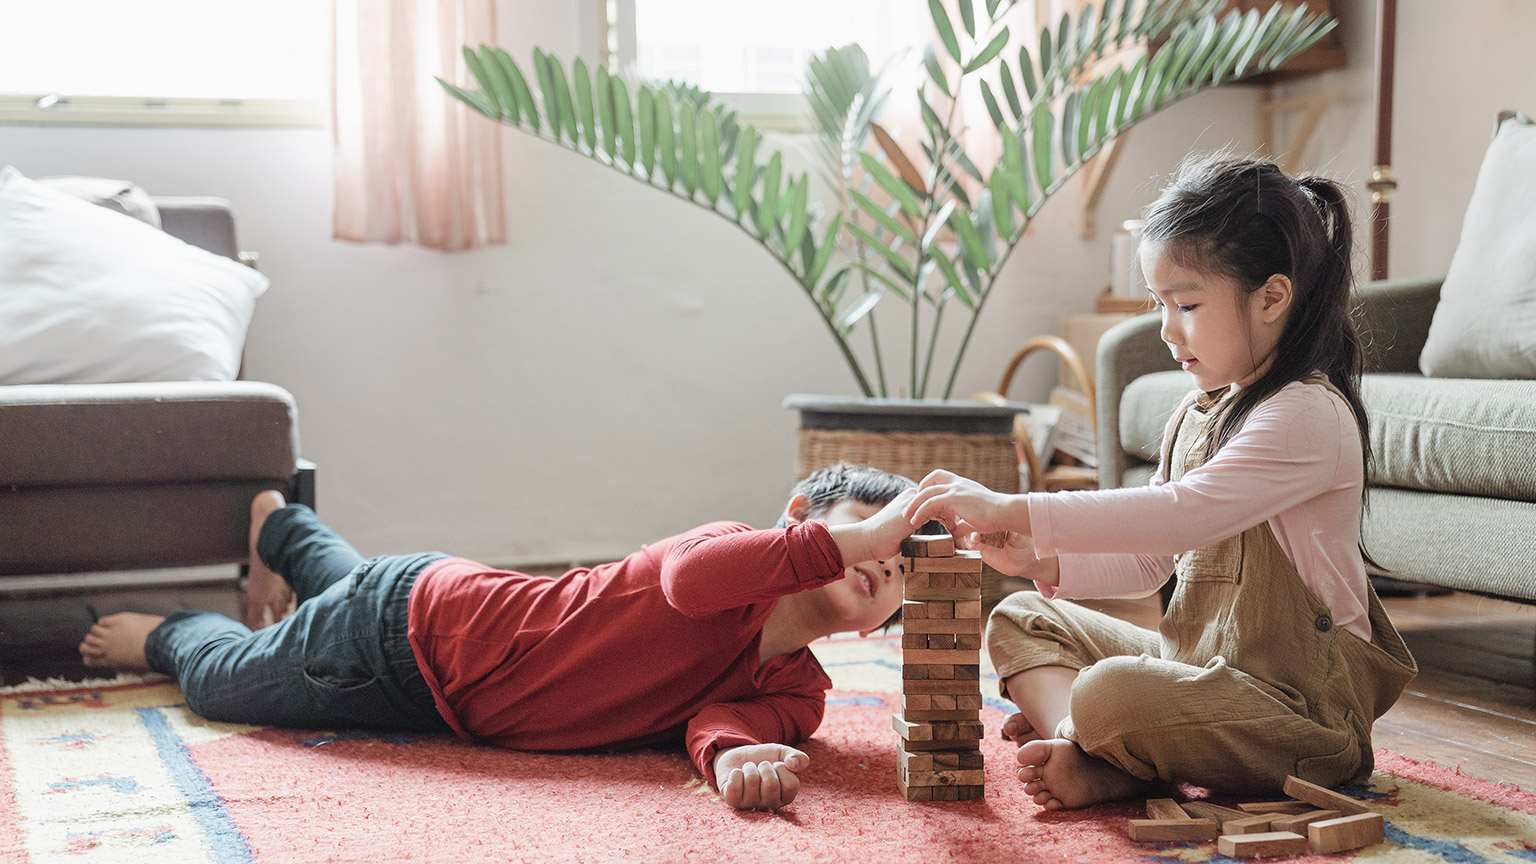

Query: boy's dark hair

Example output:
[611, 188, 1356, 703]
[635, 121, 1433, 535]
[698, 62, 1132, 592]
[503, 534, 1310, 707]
[777, 461, 922, 631]
[1141, 153, 1380, 568]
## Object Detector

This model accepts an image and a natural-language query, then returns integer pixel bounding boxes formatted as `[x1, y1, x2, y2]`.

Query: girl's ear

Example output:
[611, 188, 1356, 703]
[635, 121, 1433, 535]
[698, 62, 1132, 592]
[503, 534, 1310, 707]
[1258, 273, 1294, 323]
[784, 493, 814, 525]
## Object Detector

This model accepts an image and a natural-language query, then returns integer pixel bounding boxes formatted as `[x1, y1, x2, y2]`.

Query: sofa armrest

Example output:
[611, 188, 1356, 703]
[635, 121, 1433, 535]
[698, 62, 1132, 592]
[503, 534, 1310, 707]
[1353, 276, 1444, 374]
[1096, 312, 1180, 488]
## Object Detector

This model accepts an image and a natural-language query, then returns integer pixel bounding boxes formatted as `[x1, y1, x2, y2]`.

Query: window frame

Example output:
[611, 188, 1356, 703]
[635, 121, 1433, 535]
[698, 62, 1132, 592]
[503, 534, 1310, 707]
[0, 93, 326, 128]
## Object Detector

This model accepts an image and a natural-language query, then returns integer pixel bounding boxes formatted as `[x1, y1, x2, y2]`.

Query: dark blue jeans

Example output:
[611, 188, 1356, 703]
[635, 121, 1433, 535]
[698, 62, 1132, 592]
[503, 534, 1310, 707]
[144, 504, 452, 733]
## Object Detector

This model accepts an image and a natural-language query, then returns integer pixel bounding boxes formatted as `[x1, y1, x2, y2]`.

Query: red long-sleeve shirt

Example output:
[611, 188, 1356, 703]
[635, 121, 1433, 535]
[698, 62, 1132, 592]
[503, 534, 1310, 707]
[405, 520, 844, 784]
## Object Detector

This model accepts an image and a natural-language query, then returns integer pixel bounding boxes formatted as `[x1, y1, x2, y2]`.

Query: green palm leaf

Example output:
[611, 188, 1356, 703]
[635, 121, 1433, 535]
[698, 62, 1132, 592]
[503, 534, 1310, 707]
[572, 58, 597, 151]
[612, 77, 637, 169]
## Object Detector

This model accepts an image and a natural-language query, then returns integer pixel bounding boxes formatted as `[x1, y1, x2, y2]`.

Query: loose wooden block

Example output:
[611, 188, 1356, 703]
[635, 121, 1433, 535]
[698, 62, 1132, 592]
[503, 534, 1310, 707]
[977, 531, 1008, 547]
[902, 534, 955, 557]
[901, 768, 985, 787]
[1221, 814, 1277, 835]
[955, 633, 983, 649]
[903, 648, 981, 665]
[1145, 798, 1191, 820]
[1217, 831, 1308, 858]
[1282, 775, 1371, 816]
[1238, 801, 1316, 815]
[1269, 809, 1339, 834]
[901, 600, 929, 620]
[1182, 801, 1255, 828]
[902, 616, 980, 634]
[1127, 818, 1219, 842]
[1307, 812, 1383, 854]
[953, 600, 982, 619]
[911, 553, 985, 573]
[902, 679, 982, 695]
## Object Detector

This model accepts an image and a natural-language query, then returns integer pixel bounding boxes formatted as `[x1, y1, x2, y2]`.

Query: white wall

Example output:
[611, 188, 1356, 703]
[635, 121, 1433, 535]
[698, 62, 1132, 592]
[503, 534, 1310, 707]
[2, 0, 1528, 566]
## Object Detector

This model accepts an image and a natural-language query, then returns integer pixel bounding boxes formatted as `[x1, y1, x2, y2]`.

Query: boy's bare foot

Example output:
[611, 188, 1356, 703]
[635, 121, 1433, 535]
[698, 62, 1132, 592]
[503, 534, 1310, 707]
[78, 612, 165, 672]
[1015, 737, 1152, 810]
[244, 491, 293, 630]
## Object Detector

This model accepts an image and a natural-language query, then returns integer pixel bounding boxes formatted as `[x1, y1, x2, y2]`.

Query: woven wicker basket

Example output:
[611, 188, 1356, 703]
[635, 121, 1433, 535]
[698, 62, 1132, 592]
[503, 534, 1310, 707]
[784, 395, 1025, 607]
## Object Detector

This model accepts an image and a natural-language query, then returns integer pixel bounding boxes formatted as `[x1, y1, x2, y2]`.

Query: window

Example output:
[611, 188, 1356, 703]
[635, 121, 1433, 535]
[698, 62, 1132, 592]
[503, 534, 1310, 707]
[0, 0, 329, 126]
[606, 0, 928, 129]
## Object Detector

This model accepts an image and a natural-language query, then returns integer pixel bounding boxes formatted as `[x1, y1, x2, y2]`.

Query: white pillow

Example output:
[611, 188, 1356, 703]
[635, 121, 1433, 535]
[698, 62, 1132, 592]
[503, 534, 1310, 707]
[0, 166, 268, 384]
[1420, 110, 1536, 379]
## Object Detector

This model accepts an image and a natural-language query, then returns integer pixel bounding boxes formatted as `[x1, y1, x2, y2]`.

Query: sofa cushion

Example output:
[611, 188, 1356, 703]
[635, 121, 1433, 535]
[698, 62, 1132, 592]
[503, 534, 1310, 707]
[0, 166, 268, 385]
[1420, 109, 1536, 379]
[1119, 370, 1194, 464]
[0, 381, 299, 487]
[1364, 373, 1536, 500]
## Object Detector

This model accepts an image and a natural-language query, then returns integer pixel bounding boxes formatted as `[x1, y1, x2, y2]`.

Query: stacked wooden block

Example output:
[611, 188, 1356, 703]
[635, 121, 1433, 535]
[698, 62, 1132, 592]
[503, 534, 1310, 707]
[892, 533, 984, 802]
[1128, 776, 1386, 857]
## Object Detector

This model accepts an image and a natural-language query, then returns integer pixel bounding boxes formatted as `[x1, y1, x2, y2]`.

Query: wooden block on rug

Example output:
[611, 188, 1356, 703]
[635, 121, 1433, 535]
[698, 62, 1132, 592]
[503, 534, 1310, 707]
[1269, 809, 1339, 834]
[1217, 831, 1307, 858]
[902, 534, 955, 557]
[1307, 812, 1384, 854]
[1282, 775, 1371, 816]
[1220, 814, 1277, 835]
[1238, 800, 1315, 815]
[953, 784, 984, 800]
[1145, 798, 1191, 820]
[1127, 818, 1219, 842]
[1181, 801, 1254, 828]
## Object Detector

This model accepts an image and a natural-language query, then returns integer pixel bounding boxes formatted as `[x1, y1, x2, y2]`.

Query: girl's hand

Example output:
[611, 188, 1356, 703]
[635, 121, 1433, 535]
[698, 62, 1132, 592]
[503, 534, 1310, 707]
[905, 470, 1031, 538]
[960, 531, 1059, 585]
[714, 744, 809, 810]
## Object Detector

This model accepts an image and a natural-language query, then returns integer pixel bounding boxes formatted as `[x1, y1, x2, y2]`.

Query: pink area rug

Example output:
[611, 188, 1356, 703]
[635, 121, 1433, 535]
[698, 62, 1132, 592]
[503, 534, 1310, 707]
[2, 634, 1534, 863]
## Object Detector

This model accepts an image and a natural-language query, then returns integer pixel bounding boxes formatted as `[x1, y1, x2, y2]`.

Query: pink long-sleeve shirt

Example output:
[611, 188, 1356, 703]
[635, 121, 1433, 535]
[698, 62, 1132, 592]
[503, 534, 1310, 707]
[1031, 380, 1372, 639]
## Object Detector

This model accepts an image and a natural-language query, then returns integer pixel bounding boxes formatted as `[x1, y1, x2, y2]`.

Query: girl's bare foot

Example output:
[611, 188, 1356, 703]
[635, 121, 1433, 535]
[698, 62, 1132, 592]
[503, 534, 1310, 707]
[244, 490, 293, 630]
[1015, 737, 1153, 810]
[78, 612, 165, 671]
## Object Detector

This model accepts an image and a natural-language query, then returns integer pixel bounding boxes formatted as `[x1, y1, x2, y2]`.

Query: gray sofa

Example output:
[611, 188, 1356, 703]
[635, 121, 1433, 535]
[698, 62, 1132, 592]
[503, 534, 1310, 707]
[0, 197, 311, 589]
[1096, 275, 1536, 602]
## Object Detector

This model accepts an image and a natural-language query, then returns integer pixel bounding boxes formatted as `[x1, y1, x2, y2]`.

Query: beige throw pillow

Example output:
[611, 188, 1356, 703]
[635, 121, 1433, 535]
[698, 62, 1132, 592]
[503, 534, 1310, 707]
[1420, 110, 1536, 379]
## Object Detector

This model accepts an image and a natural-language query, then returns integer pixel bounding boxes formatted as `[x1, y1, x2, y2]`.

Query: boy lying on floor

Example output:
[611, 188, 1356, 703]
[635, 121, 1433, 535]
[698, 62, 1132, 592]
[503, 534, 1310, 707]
[80, 462, 916, 811]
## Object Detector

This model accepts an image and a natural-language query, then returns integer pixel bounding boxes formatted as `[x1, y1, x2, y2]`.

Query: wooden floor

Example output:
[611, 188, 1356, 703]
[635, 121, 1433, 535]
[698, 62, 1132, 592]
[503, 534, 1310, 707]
[4, 579, 1534, 792]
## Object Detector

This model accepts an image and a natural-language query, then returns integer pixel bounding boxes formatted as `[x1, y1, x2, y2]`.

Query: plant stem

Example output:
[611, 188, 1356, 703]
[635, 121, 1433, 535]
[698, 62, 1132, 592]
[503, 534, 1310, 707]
[868, 305, 888, 397]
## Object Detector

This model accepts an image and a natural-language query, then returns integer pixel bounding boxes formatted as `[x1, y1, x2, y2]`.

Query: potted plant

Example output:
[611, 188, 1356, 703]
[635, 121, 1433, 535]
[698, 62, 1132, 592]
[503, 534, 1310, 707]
[438, 0, 1335, 500]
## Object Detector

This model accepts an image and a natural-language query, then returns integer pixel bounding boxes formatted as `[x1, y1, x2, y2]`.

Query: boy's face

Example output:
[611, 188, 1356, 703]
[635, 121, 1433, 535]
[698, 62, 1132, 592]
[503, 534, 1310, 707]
[809, 499, 907, 634]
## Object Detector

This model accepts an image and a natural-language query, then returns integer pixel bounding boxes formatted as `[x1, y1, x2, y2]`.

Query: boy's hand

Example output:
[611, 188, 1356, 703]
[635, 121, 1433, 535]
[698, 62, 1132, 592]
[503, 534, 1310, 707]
[714, 744, 809, 810]
[905, 470, 1030, 538]
[829, 487, 919, 566]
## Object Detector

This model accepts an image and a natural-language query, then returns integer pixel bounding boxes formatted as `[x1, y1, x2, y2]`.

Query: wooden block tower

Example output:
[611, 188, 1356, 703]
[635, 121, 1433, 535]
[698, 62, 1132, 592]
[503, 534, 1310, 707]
[892, 533, 985, 801]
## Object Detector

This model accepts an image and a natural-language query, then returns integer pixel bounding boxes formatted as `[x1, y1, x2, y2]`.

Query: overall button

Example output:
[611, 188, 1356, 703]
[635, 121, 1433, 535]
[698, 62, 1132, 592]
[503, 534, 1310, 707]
[1315, 614, 1333, 632]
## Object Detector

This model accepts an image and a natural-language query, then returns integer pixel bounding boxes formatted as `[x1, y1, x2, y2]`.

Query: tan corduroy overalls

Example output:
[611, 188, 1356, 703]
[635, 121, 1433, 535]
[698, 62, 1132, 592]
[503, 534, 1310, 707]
[986, 381, 1418, 793]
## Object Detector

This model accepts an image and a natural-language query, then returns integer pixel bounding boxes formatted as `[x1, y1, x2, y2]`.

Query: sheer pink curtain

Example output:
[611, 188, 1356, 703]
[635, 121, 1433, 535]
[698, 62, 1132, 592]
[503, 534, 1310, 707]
[332, 0, 506, 251]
